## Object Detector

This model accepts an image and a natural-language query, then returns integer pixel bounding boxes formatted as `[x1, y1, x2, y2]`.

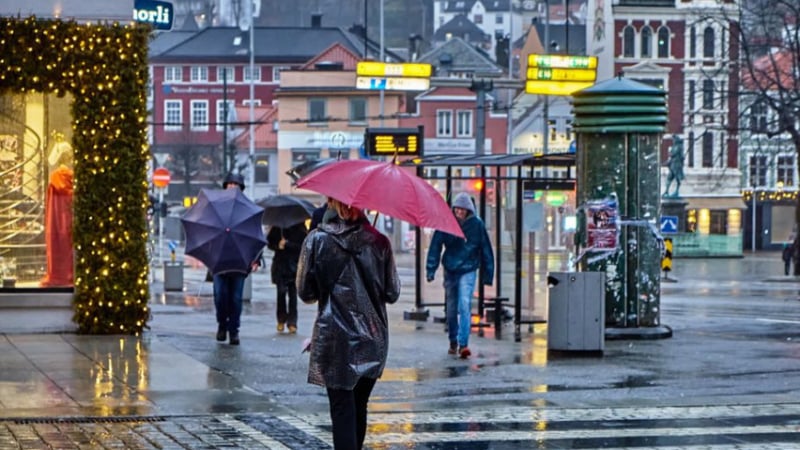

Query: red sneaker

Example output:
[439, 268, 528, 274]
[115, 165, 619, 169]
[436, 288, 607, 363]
[459, 346, 471, 359]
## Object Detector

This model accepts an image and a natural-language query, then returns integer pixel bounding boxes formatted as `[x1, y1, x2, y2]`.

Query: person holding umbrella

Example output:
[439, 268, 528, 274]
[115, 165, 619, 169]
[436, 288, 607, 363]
[266, 221, 307, 334]
[426, 192, 494, 359]
[296, 197, 400, 450]
[213, 173, 261, 345]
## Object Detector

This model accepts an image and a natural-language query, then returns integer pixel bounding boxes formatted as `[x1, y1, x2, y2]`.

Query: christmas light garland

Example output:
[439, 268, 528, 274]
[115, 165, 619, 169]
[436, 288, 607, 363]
[0, 17, 151, 334]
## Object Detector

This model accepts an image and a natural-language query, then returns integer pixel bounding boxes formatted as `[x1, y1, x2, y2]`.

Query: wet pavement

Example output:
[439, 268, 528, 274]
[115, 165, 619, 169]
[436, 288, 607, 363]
[2, 252, 800, 448]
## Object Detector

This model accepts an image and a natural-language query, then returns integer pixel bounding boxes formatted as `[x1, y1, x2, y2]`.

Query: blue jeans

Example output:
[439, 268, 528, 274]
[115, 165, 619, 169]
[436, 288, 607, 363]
[213, 273, 246, 333]
[444, 270, 477, 348]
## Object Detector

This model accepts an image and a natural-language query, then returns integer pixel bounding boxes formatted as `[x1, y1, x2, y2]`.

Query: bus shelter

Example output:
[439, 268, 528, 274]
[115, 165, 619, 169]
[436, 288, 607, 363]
[401, 152, 576, 342]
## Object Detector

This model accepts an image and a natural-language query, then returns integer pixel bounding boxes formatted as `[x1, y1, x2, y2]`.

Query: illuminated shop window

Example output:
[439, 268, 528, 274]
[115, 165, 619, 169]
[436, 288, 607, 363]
[0, 93, 74, 288]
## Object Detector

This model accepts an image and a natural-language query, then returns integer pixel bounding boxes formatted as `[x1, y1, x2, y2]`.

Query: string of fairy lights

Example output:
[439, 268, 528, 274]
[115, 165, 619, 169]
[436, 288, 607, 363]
[0, 17, 151, 334]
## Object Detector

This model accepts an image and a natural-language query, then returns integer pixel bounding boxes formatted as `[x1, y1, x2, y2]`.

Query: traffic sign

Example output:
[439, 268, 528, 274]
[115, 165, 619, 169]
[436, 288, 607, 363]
[525, 80, 594, 95]
[660, 215, 678, 234]
[153, 167, 171, 188]
[527, 54, 598, 69]
[356, 62, 432, 78]
[526, 67, 597, 82]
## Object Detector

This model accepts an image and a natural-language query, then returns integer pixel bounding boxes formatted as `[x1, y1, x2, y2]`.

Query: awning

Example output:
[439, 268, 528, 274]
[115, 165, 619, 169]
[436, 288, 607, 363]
[684, 196, 747, 210]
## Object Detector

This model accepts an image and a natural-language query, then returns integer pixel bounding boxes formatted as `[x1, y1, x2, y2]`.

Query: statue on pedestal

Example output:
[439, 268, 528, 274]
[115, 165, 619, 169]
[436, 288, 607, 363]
[663, 135, 685, 198]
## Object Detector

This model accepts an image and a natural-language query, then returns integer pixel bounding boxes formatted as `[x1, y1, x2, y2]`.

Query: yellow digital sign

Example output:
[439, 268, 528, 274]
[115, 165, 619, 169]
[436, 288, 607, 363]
[526, 67, 597, 82]
[525, 80, 594, 96]
[527, 54, 598, 69]
[365, 127, 422, 156]
[356, 61, 433, 78]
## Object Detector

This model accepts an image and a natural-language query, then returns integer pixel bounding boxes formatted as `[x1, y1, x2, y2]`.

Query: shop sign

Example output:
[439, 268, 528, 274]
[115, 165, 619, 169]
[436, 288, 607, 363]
[133, 0, 174, 31]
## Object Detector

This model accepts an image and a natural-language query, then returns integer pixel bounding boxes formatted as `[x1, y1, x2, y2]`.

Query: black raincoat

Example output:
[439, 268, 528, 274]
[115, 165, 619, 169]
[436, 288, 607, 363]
[296, 216, 401, 390]
[266, 223, 307, 285]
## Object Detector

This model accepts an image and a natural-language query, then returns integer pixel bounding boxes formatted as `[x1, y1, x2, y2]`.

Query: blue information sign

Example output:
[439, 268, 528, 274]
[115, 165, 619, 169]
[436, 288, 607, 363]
[660, 216, 678, 234]
[133, 0, 174, 31]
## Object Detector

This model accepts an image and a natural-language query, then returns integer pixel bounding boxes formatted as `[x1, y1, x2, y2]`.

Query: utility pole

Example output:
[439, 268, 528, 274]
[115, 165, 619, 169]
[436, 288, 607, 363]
[222, 71, 229, 175]
[471, 79, 493, 156]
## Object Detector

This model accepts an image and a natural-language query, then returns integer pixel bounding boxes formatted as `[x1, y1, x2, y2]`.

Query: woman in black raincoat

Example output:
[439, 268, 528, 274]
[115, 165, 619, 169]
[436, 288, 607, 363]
[297, 198, 400, 450]
[267, 222, 308, 333]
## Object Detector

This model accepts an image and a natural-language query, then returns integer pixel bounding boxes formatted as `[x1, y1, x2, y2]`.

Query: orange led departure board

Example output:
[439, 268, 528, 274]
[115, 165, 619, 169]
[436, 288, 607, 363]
[364, 127, 423, 156]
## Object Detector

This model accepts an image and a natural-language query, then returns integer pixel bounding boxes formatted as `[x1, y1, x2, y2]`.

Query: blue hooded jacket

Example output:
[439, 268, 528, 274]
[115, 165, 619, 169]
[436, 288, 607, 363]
[426, 211, 494, 284]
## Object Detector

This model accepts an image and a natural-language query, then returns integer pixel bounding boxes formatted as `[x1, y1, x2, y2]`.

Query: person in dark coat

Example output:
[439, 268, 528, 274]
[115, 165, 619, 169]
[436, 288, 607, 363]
[213, 172, 260, 345]
[266, 222, 308, 333]
[297, 197, 400, 450]
[425, 192, 494, 359]
[783, 241, 795, 276]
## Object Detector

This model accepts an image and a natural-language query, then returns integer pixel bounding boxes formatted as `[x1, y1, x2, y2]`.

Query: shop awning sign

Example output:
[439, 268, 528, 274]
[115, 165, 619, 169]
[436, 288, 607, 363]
[133, 0, 174, 31]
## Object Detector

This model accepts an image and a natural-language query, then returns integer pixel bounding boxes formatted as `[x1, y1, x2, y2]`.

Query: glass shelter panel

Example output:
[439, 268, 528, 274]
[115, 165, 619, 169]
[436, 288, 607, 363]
[0, 92, 74, 288]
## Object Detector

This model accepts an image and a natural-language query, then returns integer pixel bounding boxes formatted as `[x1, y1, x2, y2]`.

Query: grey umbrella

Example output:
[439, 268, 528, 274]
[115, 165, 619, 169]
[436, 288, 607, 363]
[256, 195, 317, 228]
[181, 188, 266, 275]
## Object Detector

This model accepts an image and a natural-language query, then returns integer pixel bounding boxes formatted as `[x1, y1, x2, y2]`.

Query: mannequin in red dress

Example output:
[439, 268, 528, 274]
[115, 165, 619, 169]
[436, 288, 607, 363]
[41, 149, 74, 287]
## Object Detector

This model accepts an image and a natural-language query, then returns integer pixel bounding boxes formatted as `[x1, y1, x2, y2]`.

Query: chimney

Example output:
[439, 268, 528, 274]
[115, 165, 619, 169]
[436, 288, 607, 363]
[311, 13, 323, 28]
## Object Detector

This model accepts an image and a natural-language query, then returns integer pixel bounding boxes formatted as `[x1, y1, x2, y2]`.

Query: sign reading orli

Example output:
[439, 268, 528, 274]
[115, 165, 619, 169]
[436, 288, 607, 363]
[364, 127, 424, 157]
[133, 0, 174, 31]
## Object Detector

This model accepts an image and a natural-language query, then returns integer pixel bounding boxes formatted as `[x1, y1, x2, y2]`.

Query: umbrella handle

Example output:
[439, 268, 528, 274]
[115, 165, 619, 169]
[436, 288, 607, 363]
[372, 212, 380, 228]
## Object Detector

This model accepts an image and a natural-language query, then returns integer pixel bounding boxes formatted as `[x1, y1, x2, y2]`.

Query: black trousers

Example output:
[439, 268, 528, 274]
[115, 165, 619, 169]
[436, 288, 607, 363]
[326, 377, 377, 450]
[276, 280, 298, 326]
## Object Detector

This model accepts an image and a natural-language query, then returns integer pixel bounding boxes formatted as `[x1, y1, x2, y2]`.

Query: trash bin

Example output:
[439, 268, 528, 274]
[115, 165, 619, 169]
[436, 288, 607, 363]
[163, 261, 183, 292]
[547, 272, 605, 353]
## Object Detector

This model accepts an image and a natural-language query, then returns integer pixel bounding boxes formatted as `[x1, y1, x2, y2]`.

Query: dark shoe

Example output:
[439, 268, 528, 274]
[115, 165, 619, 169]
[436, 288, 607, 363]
[458, 346, 471, 359]
[229, 332, 240, 346]
[448, 342, 458, 355]
[216, 327, 226, 342]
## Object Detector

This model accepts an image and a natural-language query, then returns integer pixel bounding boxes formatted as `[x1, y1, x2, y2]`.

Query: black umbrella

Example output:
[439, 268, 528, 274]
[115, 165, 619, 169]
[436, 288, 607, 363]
[286, 158, 338, 184]
[181, 188, 266, 275]
[256, 195, 317, 228]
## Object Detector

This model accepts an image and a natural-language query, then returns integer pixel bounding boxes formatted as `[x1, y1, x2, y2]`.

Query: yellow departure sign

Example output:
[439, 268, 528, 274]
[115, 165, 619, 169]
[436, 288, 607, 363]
[525, 54, 598, 96]
[357, 61, 433, 78]
[365, 127, 423, 156]
[526, 67, 597, 82]
[527, 54, 598, 69]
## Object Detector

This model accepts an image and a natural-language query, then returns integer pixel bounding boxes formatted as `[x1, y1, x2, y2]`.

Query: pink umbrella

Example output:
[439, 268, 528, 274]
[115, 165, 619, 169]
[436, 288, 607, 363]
[296, 159, 465, 239]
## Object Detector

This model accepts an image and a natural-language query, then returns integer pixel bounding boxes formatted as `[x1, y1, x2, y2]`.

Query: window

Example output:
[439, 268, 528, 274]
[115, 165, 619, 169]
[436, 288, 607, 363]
[778, 156, 795, 186]
[436, 110, 453, 136]
[164, 66, 182, 82]
[495, 14, 503, 24]
[688, 80, 695, 110]
[703, 26, 715, 58]
[217, 66, 234, 83]
[474, 14, 483, 24]
[749, 155, 767, 187]
[623, 26, 635, 57]
[641, 26, 652, 58]
[349, 98, 367, 123]
[657, 27, 670, 57]
[190, 100, 209, 131]
[702, 132, 714, 167]
[164, 100, 182, 131]
[190, 66, 208, 82]
[216, 100, 235, 131]
[689, 26, 696, 58]
[456, 110, 472, 137]
[702, 79, 714, 109]
[272, 66, 289, 83]
[308, 98, 326, 124]
[244, 65, 261, 82]
[254, 155, 270, 183]
[709, 211, 727, 235]
[750, 101, 767, 134]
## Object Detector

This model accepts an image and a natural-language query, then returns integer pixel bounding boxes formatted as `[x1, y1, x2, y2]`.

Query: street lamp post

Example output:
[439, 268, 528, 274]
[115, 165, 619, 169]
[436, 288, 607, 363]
[751, 185, 757, 253]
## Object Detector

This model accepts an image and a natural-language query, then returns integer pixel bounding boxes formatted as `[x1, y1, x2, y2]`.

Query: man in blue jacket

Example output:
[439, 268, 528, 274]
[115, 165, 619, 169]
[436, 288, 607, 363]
[426, 192, 494, 359]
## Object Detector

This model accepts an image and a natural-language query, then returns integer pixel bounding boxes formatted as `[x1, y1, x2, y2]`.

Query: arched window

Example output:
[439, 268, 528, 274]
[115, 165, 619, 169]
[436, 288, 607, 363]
[623, 26, 635, 57]
[703, 26, 715, 58]
[657, 26, 670, 58]
[641, 26, 652, 58]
